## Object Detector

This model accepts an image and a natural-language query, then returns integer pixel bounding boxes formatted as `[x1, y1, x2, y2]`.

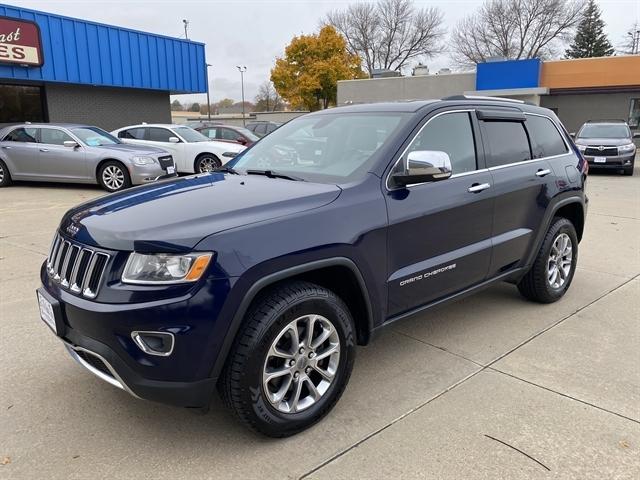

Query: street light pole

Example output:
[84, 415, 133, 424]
[206, 63, 212, 121]
[182, 19, 189, 40]
[236, 65, 247, 126]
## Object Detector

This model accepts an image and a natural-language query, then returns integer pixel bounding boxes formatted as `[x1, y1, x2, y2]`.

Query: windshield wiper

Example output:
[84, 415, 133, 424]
[214, 165, 240, 175]
[246, 169, 305, 181]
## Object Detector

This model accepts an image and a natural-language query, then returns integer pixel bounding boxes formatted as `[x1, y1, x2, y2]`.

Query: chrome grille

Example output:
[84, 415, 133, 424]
[46, 233, 110, 298]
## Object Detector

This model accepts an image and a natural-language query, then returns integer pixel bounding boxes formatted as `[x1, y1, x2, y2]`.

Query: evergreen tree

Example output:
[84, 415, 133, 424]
[565, 0, 614, 58]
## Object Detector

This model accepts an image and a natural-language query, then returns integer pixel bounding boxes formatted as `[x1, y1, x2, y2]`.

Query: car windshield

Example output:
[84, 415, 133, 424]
[578, 124, 630, 139]
[71, 127, 120, 146]
[228, 113, 407, 183]
[174, 126, 210, 142]
[234, 127, 260, 141]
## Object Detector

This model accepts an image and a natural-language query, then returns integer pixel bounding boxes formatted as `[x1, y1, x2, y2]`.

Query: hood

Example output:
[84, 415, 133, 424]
[97, 143, 170, 155]
[60, 173, 341, 251]
[574, 137, 631, 147]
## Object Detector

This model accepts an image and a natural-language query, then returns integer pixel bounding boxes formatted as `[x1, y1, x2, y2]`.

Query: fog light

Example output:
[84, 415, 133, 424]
[131, 331, 175, 356]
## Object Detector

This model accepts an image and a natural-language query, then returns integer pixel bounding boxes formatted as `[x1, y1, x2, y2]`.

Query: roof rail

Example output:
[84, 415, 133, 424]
[442, 94, 525, 104]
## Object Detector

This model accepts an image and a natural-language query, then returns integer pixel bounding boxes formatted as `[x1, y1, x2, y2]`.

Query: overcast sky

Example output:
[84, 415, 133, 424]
[9, 0, 639, 105]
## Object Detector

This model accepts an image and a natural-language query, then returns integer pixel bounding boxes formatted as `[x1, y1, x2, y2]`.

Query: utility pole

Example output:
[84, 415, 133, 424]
[182, 19, 189, 40]
[206, 63, 212, 121]
[236, 65, 247, 126]
[628, 29, 640, 54]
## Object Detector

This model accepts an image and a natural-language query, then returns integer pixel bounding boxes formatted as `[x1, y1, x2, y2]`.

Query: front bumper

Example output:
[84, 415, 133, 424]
[584, 152, 635, 169]
[37, 282, 220, 408]
[129, 164, 177, 185]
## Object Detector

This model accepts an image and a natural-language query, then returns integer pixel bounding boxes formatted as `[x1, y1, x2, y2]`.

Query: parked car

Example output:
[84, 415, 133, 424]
[0, 123, 176, 192]
[573, 119, 637, 175]
[196, 124, 260, 147]
[184, 121, 223, 129]
[111, 124, 245, 173]
[245, 120, 282, 137]
[38, 97, 587, 437]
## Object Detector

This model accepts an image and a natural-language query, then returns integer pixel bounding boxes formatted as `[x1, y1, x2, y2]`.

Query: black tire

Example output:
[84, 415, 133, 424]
[0, 159, 12, 187]
[98, 161, 131, 192]
[219, 281, 356, 437]
[517, 217, 578, 303]
[195, 154, 221, 173]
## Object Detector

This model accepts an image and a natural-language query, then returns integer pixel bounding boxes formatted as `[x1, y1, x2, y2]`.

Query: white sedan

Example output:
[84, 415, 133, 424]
[111, 124, 246, 174]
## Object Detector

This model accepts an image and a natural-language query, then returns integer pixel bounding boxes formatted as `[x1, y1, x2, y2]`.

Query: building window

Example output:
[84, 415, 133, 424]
[629, 98, 640, 130]
[0, 84, 45, 123]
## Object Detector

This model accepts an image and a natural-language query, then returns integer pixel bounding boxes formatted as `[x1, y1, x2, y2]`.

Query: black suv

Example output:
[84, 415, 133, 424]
[574, 119, 637, 175]
[37, 97, 587, 437]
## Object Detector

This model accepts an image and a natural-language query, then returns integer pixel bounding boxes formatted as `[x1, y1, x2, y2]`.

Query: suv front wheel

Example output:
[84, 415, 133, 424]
[517, 217, 578, 303]
[220, 281, 356, 437]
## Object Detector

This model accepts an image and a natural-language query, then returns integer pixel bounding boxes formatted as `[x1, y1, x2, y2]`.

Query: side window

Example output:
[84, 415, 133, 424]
[40, 128, 74, 146]
[255, 124, 267, 135]
[201, 128, 217, 139]
[4, 127, 38, 143]
[525, 115, 568, 158]
[147, 128, 173, 142]
[220, 128, 238, 141]
[404, 112, 477, 175]
[119, 128, 145, 140]
[482, 121, 531, 167]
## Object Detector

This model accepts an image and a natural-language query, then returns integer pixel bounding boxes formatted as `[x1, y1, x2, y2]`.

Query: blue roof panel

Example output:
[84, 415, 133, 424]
[0, 3, 206, 93]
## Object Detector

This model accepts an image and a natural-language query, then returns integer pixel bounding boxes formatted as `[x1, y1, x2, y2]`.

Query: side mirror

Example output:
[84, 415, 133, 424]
[569, 133, 576, 139]
[633, 132, 640, 139]
[169, 136, 180, 143]
[237, 137, 247, 145]
[391, 150, 452, 187]
[63, 140, 79, 148]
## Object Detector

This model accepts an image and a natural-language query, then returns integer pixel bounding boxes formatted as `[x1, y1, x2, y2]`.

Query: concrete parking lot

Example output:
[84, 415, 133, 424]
[1, 167, 639, 479]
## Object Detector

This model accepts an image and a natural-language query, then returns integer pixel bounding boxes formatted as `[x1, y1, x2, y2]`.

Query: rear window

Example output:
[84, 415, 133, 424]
[119, 128, 145, 140]
[525, 115, 568, 158]
[4, 127, 37, 143]
[483, 121, 531, 167]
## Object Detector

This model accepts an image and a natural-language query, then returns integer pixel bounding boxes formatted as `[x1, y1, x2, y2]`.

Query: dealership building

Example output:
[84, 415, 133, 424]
[338, 56, 640, 134]
[0, 4, 207, 131]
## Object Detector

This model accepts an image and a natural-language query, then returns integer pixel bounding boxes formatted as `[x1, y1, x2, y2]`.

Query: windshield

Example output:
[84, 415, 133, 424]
[71, 127, 120, 146]
[174, 126, 210, 142]
[578, 124, 630, 139]
[234, 127, 260, 142]
[228, 113, 407, 183]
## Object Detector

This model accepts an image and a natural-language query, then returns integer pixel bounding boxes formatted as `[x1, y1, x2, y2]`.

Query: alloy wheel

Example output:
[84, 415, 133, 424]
[262, 314, 340, 414]
[198, 156, 219, 173]
[0, 163, 4, 183]
[102, 165, 125, 190]
[547, 232, 573, 289]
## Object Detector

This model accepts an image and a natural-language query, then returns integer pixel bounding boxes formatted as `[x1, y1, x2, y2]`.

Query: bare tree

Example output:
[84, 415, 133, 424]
[254, 81, 283, 112]
[325, 0, 445, 75]
[618, 22, 640, 55]
[451, 0, 585, 67]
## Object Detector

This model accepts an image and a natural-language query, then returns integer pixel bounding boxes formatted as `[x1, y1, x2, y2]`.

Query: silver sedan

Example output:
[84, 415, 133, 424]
[0, 123, 176, 192]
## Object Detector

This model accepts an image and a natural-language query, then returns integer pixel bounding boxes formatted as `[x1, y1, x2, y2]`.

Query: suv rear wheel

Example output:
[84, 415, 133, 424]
[219, 281, 356, 437]
[517, 217, 578, 303]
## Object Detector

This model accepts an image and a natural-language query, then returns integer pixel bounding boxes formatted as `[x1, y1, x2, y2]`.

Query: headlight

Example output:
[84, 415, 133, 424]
[619, 143, 636, 154]
[222, 152, 237, 158]
[122, 252, 213, 284]
[131, 156, 156, 166]
[576, 144, 586, 152]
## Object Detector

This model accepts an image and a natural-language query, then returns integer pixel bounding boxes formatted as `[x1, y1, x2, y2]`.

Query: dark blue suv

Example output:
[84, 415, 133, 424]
[37, 97, 588, 436]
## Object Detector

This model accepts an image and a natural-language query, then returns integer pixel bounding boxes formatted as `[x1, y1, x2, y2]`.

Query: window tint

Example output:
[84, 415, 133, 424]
[40, 128, 74, 146]
[200, 127, 217, 139]
[147, 128, 174, 142]
[405, 112, 477, 174]
[483, 121, 531, 167]
[526, 115, 568, 158]
[4, 127, 37, 143]
[119, 128, 145, 140]
[220, 128, 239, 141]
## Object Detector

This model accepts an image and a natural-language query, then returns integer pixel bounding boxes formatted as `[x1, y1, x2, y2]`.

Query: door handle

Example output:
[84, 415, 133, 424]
[468, 183, 491, 193]
[536, 169, 552, 177]
[1, 146, 11, 149]
[39, 148, 49, 152]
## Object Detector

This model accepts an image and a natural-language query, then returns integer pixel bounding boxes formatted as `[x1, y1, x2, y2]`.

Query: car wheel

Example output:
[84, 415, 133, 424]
[0, 159, 12, 187]
[219, 281, 356, 437]
[517, 217, 578, 303]
[195, 154, 221, 173]
[98, 161, 131, 192]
